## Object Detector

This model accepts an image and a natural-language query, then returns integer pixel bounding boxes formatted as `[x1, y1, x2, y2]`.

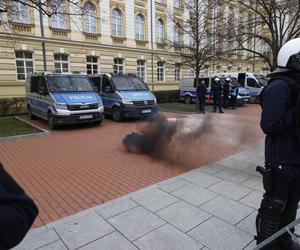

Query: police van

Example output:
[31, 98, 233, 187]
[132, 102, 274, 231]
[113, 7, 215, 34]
[88, 73, 157, 121]
[179, 76, 251, 105]
[26, 72, 104, 129]
[220, 72, 268, 101]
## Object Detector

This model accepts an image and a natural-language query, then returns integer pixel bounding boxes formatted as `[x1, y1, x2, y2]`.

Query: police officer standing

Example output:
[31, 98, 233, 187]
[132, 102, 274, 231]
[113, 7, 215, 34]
[211, 77, 224, 113]
[229, 80, 239, 109]
[222, 77, 231, 109]
[196, 80, 207, 114]
[256, 38, 300, 250]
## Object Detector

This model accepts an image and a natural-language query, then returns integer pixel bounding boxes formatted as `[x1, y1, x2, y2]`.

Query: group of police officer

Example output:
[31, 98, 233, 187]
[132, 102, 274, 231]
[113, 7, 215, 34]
[196, 77, 239, 114]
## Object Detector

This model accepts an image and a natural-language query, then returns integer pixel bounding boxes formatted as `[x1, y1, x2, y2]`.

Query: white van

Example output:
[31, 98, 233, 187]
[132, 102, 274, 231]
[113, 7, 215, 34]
[179, 76, 251, 105]
[218, 72, 268, 101]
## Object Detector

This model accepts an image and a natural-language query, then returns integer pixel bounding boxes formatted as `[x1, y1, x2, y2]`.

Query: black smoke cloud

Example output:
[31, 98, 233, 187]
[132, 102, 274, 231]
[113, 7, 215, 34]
[123, 114, 213, 167]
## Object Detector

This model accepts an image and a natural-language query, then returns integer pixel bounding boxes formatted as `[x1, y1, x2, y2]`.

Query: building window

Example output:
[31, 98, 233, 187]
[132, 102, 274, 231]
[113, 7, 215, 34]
[51, 0, 66, 29]
[137, 60, 146, 81]
[15, 51, 34, 80]
[156, 0, 163, 3]
[190, 67, 195, 76]
[114, 58, 124, 73]
[157, 61, 164, 82]
[156, 19, 164, 43]
[135, 15, 145, 41]
[174, 0, 180, 8]
[83, 3, 96, 33]
[86, 56, 98, 74]
[11, 0, 30, 24]
[54, 53, 69, 72]
[112, 9, 122, 37]
[174, 25, 180, 45]
[175, 63, 181, 81]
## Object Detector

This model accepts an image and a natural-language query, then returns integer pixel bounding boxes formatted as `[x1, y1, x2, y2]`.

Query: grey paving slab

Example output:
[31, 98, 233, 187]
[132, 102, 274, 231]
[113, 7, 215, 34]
[96, 196, 139, 219]
[243, 240, 257, 250]
[198, 164, 225, 175]
[156, 201, 212, 232]
[239, 190, 263, 209]
[242, 176, 264, 192]
[230, 152, 253, 162]
[208, 180, 253, 201]
[216, 157, 253, 171]
[244, 156, 264, 166]
[181, 171, 222, 188]
[13, 228, 59, 250]
[36, 240, 67, 250]
[54, 213, 115, 250]
[237, 211, 257, 236]
[188, 217, 253, 250]
[213, 168, 252, 184]
[79, 231, 138, 250]
[241, 165, 261, 176]
[108, 206, 165, 241]
[134, 224, 203, 250]
[130, 186, 178, 212]
[172, 184, 218, 207]
[200, 196, 254, 225]
[157, 177, 190, 193]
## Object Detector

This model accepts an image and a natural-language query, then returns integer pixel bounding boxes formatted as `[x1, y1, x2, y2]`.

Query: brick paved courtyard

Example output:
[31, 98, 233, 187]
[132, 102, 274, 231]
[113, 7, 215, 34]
[0, 105, 263, 228]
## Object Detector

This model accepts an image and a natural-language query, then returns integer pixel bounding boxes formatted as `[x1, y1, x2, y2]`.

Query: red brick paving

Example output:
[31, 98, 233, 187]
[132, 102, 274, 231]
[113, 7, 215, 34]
[0, 104, 264, 227]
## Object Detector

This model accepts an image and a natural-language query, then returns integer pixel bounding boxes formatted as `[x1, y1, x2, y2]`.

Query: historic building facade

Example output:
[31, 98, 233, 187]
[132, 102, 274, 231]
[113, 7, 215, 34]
[0, 0, 267, 97]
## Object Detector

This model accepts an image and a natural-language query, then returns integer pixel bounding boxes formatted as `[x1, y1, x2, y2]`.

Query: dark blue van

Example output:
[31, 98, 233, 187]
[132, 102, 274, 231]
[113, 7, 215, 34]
[88, 73, 158, 121]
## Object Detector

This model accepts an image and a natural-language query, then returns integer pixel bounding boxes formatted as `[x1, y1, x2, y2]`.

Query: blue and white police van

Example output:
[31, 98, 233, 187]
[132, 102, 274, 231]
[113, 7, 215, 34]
[26, 72, 104, 129]
[179, 76, 251, 106]
[88, 73, 157, 121]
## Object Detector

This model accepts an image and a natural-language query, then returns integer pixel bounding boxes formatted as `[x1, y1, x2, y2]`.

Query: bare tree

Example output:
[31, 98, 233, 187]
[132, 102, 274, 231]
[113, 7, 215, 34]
[168, 0, 222, 87]
[228, 0, 300, 71]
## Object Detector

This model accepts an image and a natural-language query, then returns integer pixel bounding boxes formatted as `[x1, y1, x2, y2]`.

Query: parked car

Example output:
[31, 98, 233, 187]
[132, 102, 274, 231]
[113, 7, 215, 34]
[179, 76, 251, 106]
[26, 72, 104, 129]
[88, 73, 158, 121]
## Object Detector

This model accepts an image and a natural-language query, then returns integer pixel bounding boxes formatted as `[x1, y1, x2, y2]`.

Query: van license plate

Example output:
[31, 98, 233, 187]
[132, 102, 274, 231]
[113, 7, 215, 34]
[79, 115, 93, 119]
[142, 109, 151, 114]
[244, 99, 249, 102]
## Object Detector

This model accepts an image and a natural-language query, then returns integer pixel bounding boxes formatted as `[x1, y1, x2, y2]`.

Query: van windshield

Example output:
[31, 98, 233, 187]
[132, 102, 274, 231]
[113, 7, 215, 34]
[48, 76, 93, 92]
[112, 75, 148, 91]
[254, 74, 268, 87]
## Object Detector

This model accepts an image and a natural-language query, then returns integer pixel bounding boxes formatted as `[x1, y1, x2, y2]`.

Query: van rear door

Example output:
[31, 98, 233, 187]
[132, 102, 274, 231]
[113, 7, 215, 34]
[238, 73, 246, 87]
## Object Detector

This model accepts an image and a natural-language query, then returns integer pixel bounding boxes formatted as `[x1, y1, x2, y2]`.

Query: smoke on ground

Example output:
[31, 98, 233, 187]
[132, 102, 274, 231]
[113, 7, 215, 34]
[123, 114, 213, 167]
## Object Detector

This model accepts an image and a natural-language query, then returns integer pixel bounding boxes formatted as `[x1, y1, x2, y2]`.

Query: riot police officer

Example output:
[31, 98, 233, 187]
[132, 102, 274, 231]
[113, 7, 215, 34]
[211, 77, 224, 113]
[256, 38, 300, 249]
[222, 77, 231, 108]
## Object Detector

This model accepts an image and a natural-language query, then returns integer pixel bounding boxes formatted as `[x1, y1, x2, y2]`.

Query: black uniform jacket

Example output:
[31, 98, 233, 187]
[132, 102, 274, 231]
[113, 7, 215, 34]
[260, 79, 300, 166]
[0, 163, 38, 250]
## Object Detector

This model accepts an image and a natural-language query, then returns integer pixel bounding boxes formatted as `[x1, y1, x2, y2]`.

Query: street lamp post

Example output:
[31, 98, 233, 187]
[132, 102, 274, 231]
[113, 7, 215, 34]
[38, 0, 47, 71]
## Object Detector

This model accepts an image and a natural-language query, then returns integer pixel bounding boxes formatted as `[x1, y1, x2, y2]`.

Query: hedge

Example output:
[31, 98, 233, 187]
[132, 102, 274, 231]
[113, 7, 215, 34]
[152, 90, 179, 103]
[0, 97, 27, 116]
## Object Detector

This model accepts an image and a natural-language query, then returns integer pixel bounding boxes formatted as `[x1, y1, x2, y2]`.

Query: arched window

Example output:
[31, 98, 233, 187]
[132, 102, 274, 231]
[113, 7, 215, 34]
[174, 25, 180, 45]
[112, 9, 122, 37]
[135, 15, 145, 40]
[11, 0, 30, 24]
[51, 0, 66, 29]
[84, 3, 96, 33]
[156, 19, 164, 43]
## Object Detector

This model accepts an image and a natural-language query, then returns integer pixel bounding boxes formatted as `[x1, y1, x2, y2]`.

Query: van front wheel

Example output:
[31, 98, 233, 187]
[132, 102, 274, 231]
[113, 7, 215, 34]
[184, 96, 192, 104]
[28, 106, 35, 120]
[112, 107, 123, 122]
[48, 112, 56, 129]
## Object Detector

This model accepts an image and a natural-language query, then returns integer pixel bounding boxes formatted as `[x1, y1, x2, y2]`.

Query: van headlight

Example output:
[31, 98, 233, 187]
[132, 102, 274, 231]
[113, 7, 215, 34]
[154, 97, 157, 104]
[55, 103, 68, 110]
[122, 99, 133, 105]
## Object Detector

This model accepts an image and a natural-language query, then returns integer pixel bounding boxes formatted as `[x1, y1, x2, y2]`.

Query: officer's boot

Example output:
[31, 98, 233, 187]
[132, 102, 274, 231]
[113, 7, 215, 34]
[277, 199, 300, 250]
[256, 208, 281, 249]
